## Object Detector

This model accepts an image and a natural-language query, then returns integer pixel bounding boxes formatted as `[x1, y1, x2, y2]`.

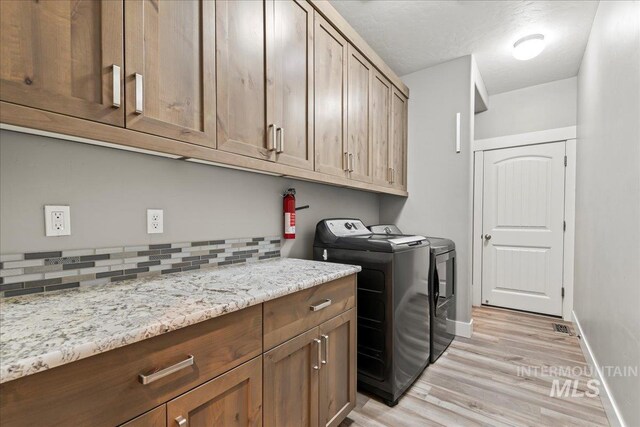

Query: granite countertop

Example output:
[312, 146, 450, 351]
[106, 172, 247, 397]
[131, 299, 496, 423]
[0, 258, 361, 384]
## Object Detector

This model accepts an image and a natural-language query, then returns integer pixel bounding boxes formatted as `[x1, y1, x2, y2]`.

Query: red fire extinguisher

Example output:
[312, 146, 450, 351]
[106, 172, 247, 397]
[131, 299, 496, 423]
[283, 188, 296, 239]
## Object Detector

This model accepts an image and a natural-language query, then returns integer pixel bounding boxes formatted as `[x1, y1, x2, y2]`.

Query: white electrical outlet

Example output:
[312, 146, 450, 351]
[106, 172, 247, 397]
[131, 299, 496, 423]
[44, 205, 71, 237]
[147, 209, 164, 234]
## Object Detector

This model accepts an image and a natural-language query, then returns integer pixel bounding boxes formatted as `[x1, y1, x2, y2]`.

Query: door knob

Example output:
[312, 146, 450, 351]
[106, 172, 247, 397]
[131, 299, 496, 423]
[484, 234, 492, 240]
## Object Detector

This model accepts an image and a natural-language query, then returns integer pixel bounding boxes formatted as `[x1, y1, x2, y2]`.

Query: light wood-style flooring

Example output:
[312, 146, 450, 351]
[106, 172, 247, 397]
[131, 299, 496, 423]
[340, 306, 609, 427]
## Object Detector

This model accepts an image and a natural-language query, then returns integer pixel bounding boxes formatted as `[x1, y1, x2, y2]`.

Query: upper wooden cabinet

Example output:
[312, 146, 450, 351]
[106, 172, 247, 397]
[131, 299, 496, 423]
[391, 86, 408, 190]
[167, 357, 262, 427]
[267, 0, 315, 170]
[371, 70, 393, 187]
[346, 46, 373, 183]
[0, 0, 124, 126]
[0, 0, 409, 196]
[313, 13, 348, 178]
[390, 87, 408, 190]
[124, 0, 215, 147]
[217, 0, 315, 168]
[216, 0, 269, 160]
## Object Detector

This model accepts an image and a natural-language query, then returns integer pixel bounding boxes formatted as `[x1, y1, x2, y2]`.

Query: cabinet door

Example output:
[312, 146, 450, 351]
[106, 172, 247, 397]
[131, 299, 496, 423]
[390, 87, 408, 190]
[120, 405, 166, 427]
[166, 357, 262, 427]
[346, 46, 373, 183]
[264, 328, 320, 427]
[313, 13, 348, 178]
[217, 0, 270, 160]
[124, 0, 215, 147]
[267, 0, 314, 170]
[318, 310, 356, 427]
[0, 0, 123, 126]
[371, 71, 392, 187]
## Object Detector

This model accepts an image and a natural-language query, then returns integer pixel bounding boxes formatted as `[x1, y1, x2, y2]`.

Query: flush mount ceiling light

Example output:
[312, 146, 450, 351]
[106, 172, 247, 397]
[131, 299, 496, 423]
[513, 34, 545, 60]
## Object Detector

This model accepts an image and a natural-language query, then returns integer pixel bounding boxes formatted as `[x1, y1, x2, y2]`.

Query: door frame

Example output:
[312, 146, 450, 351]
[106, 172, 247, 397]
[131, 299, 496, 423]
[471, 126, 576, 321]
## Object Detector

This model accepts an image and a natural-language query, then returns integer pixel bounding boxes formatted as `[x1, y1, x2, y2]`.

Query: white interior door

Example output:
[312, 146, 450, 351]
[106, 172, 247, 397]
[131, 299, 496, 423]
[481, 141, 566, 316]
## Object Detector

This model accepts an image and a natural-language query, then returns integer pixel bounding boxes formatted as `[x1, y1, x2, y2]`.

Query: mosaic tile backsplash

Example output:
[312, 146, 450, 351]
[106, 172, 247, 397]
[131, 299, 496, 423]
[0, 236, 281, 298]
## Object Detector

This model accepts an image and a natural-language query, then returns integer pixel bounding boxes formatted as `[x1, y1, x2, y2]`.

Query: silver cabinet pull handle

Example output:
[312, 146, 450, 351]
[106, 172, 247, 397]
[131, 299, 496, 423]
[321, 334, 329, 365]
[268, 124, 276, 151]
[175, 416, 187, 427]
[343, 152, 349, 171]
[387, 167, 392, 183]
[276, 127, 284, 153]
[138, 354, 194, 385]
[112, 65, 121, 108]
[280, 127, 284, 153]
[310, 299, 332, 312]
[313, 338, 321, 370]
[135, 73, 143, 114]
[349, 153, 354, 172]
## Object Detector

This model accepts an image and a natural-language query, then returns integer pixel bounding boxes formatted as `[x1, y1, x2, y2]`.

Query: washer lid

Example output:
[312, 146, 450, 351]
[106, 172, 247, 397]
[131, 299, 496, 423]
[386, 235, 427, 245]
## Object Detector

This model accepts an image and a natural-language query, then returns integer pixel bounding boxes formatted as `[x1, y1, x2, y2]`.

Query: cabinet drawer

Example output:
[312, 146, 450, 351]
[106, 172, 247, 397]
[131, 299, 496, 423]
[264, 274, 356, 350]
[120, 405, 166, 427]
[0, 305, 262, 427]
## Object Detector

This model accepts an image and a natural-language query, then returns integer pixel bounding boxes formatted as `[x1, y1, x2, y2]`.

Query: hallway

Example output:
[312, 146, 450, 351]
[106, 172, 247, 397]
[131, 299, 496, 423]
[341, 306, 608, 427]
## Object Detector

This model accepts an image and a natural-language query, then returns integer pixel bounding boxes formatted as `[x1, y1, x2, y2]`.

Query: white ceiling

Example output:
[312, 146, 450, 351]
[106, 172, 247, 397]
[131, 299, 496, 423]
[330, 0, 599, 94]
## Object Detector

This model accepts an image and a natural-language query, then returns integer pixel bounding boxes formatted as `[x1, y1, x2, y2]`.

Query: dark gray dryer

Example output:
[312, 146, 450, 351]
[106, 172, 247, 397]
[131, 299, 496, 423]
[369, 225, 457, 363]
[425, 237, 456, 362]
[313, 219, 430, 406]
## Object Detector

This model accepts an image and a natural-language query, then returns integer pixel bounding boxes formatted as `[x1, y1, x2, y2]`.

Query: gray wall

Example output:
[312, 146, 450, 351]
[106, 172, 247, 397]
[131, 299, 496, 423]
[0, 130, 380, 260]
[380, 56, 473, 323]
[475, 77, 577, 140]
[575, 2, 640, 426]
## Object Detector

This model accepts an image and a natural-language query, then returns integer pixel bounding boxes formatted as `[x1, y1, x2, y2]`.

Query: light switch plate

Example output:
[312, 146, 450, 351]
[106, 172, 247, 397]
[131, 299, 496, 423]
[45, 205, 71, 237]
[147, 209, 164, 234]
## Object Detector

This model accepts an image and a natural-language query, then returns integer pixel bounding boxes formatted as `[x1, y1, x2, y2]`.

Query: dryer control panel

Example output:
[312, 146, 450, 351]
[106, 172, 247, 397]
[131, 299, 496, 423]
[324, 219, 372, 237]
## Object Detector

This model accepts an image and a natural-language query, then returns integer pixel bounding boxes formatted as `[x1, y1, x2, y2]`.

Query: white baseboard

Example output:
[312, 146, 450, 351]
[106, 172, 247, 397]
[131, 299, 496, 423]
[572, 310, 625, 427]
[447, 318, 473, 338]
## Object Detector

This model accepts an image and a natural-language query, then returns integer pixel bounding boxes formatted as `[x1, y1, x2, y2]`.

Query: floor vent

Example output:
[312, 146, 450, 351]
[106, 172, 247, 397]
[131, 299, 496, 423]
[552, 323, 572, 334]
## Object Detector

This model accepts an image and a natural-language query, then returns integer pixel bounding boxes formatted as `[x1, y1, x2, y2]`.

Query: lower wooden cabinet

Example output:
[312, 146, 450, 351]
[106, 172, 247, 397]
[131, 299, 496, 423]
[120, 405, 166, 427]
[0, 306, 262, 427]
[263, 274, 356, 350]
[264, 327, 321, 427]
[319, 310, 357, 427]
[0, 276, 357, 427]
[263, 309, 356, 427]
[167, 356, 263, 427]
